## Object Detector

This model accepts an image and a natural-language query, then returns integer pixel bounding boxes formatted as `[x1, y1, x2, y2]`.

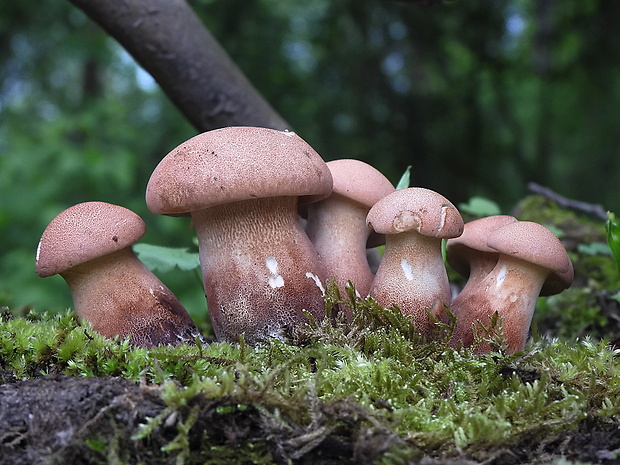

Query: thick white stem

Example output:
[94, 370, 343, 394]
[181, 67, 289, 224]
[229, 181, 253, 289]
[192, 196, 326, 343]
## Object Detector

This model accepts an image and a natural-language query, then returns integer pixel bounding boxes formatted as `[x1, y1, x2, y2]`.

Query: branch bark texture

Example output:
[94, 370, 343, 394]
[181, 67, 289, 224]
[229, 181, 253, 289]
[68, 0, 289, 132]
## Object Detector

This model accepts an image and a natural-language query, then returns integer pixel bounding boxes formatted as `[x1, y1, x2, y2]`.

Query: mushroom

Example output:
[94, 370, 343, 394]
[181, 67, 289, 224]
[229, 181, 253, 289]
[449, 220, 572, 353]
[446, 215, 518, 297]
[303, 159, 395, 314]
[366, 187, 464, 337]
[145, 126, 333, 344]
[35, 201, 203, 347]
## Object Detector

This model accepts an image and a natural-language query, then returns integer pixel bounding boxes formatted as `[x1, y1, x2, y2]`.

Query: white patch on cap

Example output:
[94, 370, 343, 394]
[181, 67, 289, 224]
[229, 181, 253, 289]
[266, 257, 284, 288]
[401, 258, 414, 281]
[35, 241, 41, 262]
[305, 272, 325, 296]
[438, 205, 449, 232]
[281, 129, 296, 137]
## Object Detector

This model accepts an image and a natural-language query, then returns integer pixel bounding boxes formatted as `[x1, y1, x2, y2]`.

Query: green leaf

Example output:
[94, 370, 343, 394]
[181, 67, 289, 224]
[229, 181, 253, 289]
[458, 196, 501, 217]
[396, 165, 412, 190]
[133, 243, 201, 273]
[577, 242, 613, 257]
[606, 211, 620, 273]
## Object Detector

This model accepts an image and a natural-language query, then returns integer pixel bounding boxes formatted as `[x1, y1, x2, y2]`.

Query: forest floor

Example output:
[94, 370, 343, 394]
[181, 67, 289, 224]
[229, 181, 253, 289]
[2, 195, 620, 465]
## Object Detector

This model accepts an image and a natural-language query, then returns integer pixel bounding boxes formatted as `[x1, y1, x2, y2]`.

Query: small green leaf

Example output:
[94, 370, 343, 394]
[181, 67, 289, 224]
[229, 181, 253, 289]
[606, 211, 620, 273]
[396, 165, 412, 189]
[133, 243, 200, 273]
[577, 242, 613, 257]
[458, 196, 501, 217]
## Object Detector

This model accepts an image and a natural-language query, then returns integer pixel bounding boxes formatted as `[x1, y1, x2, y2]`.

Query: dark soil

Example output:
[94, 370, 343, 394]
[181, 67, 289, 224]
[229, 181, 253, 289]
[2, 374, 620, 464]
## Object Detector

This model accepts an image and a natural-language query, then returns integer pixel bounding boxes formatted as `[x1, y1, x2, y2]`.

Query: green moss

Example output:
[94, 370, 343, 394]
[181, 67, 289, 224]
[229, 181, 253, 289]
[3, 288, 620, 464]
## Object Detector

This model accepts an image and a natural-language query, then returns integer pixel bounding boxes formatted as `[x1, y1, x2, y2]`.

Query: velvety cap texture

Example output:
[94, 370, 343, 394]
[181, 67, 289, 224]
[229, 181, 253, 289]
[446, 215, 517, 276]
[146, 127, 333, 215]
[487, 220, 571, 274]
[366, 187, 463, 238]
[36, 201, 146, 277]
[327, 159, 395, 207]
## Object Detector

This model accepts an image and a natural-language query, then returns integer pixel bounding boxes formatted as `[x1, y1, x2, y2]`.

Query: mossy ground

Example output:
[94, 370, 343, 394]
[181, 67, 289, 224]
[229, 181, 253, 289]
[1, 195, 620, 464]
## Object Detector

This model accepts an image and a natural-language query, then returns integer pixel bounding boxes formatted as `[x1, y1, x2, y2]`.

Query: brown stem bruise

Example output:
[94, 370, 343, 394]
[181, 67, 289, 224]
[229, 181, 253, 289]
[192, 196, 326, 343]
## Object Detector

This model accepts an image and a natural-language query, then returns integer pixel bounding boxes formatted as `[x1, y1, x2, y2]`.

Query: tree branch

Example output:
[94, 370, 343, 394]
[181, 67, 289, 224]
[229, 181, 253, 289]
[67, 0, 289, 132]
[527, 182, 608, 221]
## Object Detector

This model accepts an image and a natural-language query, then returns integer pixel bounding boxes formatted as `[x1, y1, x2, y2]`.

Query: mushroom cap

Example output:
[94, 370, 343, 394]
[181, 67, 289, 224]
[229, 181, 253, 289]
[36, 201, 146, 277]
[327, 159, 395, 208]
[486, 220, 572, 290]
[146, 127, 333, 215]
[540, 259, 574, 296]
[366, 187, 464, 239]
[446, 215, 518, 277]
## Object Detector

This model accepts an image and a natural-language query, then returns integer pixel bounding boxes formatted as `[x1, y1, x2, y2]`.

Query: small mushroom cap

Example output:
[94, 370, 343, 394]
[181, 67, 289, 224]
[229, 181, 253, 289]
[366, 187, 464, 239]
[327, 159, 395, 208]
[446, 215, 518, 277]
[146, 127, 333, 215]
[486, 220, 572, 288]
[36, 202, 146, 277]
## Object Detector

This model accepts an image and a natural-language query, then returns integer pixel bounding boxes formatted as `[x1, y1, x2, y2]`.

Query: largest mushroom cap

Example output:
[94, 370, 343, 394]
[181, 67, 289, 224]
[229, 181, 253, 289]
[146, 127, 333, 215]
[366, 187, 464, 238]
[36, 201, 146, 278]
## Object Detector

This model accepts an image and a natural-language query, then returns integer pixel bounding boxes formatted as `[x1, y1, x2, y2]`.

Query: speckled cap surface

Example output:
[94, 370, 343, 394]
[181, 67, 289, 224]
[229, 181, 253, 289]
[146, 127, 333, 215]
[36, 201, 146, 277]
[487, 220, 571, 275]
[366, 187, 463, 238]
[327, 159, 395, 207]
[446, 215, 518, 276]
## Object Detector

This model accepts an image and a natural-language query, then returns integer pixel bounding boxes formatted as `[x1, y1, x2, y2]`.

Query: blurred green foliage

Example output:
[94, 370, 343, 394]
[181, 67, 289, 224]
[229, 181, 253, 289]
[1, 0, 620, 325]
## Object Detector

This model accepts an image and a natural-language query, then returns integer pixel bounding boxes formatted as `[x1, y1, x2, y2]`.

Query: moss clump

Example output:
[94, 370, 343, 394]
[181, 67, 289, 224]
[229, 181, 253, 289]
[2, 287, 620, 464]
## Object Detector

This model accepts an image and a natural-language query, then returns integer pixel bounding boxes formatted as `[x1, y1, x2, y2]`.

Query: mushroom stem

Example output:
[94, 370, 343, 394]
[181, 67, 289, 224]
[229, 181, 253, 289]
[191, 196, 326, 343]
[61, 248, 199, 347]
[305, 199, 374, 299]
[370, 232, 450, 337]
[450, 256, 549, 354]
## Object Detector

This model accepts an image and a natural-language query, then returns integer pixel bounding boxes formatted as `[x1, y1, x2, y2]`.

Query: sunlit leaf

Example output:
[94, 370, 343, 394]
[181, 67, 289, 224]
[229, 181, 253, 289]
[458, 196, 501, 217]
[133, 243, 200, 273]
[396, 165, 412, 190]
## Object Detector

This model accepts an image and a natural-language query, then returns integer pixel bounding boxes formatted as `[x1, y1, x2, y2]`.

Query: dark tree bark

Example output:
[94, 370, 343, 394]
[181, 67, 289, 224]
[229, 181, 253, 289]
[68, 0, 289, 132]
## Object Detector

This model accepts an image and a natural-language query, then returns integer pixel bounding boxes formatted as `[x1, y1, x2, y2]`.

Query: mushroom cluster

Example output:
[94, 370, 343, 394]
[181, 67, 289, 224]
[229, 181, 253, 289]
[36, 126, 573, 353]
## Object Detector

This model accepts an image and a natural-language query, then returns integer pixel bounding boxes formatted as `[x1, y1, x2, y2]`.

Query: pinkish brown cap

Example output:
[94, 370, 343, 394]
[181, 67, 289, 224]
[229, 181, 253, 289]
[326, 159, 395, 248]
[486, 220, 572, 292]
[446, 215, 518, 277]
[327, 159, 395, 208]
[36, 202, 146, 278]
[366, 187, 464, 239]
[146, 127, 333, 216]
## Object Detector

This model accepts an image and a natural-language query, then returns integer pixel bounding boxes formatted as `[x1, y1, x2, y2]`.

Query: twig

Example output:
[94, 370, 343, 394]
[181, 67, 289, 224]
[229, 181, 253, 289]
[527, 182, 608, 221]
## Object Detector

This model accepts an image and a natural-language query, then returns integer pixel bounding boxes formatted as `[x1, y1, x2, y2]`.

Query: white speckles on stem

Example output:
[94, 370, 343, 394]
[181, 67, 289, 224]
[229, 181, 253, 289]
[266, 257, 285, 288]
[496, 266, 507, 288]
[401, 258, 414, 281]
[305, 272, 325, 295]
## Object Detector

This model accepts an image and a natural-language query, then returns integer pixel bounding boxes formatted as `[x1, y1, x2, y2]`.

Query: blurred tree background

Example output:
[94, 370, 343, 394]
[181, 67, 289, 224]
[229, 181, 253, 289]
[1, 0, 619, 319]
